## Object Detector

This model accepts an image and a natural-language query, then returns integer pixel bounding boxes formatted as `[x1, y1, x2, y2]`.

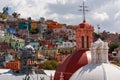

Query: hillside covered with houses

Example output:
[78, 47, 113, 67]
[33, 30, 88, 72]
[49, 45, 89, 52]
[0, 7, 120, 73]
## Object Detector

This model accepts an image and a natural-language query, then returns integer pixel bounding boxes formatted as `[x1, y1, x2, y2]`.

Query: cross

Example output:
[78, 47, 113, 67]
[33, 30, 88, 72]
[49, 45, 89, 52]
[79, 0, 88, 22]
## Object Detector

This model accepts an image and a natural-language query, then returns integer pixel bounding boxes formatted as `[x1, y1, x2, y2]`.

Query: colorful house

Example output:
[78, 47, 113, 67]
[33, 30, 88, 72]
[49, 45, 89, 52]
[5, 60, 20, 72]
[29, 42, 39, 50]
[45, 20, 62, 31]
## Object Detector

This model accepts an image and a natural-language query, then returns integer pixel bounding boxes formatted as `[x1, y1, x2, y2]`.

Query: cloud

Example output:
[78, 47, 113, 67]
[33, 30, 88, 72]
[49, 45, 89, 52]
[11, 0, 48, 19]
[0, 0, 120, 33]
[93, 12, 109, 21]
[0, 0, 57, 19]
[46, 1, 79, 15]
[114, 11, 120, 20]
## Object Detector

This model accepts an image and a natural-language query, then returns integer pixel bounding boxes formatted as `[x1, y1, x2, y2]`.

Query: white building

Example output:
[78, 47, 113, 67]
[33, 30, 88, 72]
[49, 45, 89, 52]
[57, 41, 76, 48]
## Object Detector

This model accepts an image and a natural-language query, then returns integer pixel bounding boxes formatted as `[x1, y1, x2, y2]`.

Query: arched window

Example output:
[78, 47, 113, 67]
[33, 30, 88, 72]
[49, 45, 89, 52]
[87, 36, 89, 48]
[82, 36, 84, 48]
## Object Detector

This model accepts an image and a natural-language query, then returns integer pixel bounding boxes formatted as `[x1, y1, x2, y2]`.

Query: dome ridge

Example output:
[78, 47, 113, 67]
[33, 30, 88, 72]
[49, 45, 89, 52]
[101, 63, 107, 80]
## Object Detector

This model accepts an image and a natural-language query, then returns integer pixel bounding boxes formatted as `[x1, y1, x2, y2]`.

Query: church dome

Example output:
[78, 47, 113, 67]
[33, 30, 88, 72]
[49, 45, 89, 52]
[54, 49, 91, 80]
[70, 63, 120, 80]
[24, 45, 35, 52]
[70, 39, 120, 80]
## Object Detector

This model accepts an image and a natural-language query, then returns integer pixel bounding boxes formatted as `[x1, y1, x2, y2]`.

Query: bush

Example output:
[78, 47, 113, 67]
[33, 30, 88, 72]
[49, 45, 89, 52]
[42, 60, 58, 70]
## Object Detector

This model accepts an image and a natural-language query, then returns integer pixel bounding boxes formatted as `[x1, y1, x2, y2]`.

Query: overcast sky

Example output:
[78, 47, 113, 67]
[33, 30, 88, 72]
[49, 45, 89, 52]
[0, 0, 120, 33]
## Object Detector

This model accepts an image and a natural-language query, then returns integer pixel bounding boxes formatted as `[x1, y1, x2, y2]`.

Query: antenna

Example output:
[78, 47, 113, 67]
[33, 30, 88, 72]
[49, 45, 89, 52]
[79, 0, 88, 22]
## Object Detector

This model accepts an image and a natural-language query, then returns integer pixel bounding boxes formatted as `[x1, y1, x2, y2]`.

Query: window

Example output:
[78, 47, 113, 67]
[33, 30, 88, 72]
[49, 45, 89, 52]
[82, 36, 84, 48]
[7, 64, 10, 67]
[87, 36, 89, 48]
[14, 64, 17, 68]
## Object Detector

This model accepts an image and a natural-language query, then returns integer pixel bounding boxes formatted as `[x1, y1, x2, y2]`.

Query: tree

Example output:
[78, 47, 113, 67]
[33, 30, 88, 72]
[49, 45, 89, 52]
[40, 77, 45, 80]
[3, 7, 9, 14]
[12, 12, 20, 18]
[42, 60, 58, 70]
[0, 7, 9, 21]
[109, 43, 119, 53]
[93, 32, 105, 41]
[30, 28, 39, 34]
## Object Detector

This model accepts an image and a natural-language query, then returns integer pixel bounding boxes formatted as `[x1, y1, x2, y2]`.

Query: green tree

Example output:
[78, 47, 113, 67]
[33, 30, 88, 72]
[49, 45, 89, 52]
[40, 77, 45, 80]
[93, 32, 105, 40]
[30, 28, 39, 34]
[12, 12, 20, 18]
[94, 32, 100, 38]
[109, 44, 119, 53]
[42, 60, 58, 70]
[1, 7, 9, 21]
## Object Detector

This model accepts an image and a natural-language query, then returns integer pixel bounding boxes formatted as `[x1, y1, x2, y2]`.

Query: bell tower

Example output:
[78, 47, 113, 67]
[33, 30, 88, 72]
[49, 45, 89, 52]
[76, 0, 94, 50]
[76, 21, 94, 50]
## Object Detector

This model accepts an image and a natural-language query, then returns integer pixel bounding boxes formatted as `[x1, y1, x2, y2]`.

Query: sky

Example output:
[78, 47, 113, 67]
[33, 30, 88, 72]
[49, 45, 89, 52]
[0, 0, 120, 33]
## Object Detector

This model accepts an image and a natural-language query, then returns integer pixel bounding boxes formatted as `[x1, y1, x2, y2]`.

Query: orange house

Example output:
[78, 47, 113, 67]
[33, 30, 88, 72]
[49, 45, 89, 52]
[45, 20, 62, 31]
[5, 60, 20, 72]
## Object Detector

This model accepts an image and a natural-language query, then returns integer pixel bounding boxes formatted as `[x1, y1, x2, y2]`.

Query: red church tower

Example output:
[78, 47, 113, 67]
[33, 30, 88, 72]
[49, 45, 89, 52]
[76, 0, 94, 50]
[54, 1, 94, 80]
[76, 21, 94, 50]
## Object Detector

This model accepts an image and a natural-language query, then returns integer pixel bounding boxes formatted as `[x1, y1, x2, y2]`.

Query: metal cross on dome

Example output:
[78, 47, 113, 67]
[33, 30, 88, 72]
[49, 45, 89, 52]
[79, 0, 88, 22]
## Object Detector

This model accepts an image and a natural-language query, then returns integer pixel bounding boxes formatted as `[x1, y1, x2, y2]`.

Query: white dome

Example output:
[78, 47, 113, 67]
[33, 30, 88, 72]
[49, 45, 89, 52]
[24, 45, 35, 52]
[70, 39, 120, 80]
[70, 63, 120, 80]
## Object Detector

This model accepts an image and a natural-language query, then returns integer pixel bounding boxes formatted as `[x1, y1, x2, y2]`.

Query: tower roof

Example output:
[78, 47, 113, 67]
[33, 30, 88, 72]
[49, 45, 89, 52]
[79, 21, 93, 29]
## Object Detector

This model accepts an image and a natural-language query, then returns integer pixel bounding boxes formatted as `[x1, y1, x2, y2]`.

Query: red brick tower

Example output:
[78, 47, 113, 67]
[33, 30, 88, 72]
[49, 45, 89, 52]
[76, 21, 94, 50]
